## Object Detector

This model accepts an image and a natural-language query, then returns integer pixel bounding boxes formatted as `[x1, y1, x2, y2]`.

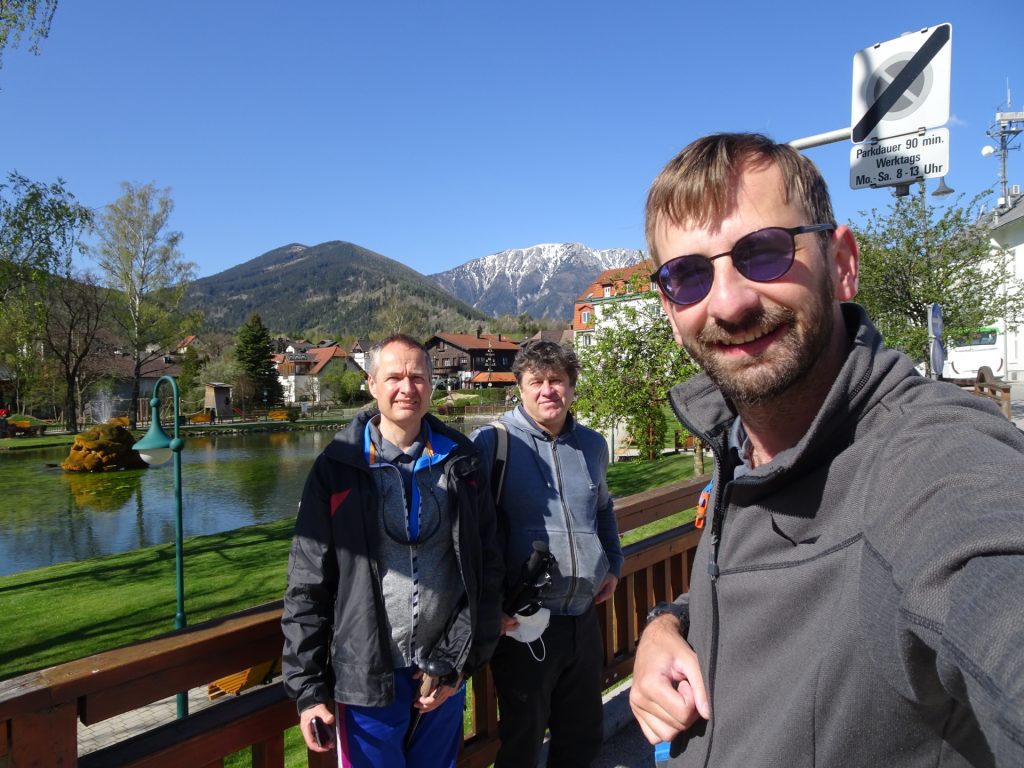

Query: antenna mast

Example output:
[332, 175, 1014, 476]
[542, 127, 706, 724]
[988, 88, 1024, 207]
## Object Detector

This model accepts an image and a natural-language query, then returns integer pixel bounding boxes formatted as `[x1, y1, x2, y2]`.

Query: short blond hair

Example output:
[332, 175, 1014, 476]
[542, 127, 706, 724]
[645, 133, 835, 264]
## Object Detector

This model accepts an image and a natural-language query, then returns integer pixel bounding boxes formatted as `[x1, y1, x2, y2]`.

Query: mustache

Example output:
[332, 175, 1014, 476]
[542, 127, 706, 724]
[696, 305, 795, 345]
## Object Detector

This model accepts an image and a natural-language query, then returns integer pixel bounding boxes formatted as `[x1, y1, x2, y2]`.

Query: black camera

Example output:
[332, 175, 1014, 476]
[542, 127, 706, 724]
[503, 541, 556, 617]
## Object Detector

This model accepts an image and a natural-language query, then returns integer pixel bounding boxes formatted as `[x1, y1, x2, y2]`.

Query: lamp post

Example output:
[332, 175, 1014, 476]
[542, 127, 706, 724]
[132, 374, 188, 718]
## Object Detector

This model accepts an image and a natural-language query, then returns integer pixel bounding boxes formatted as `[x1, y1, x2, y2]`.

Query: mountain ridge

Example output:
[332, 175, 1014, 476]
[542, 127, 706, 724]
[184, 240, 645, 334]
[429, 242, 645, 320]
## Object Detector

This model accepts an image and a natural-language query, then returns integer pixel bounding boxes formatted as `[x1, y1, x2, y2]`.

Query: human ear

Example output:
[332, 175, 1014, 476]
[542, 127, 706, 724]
[830, 226, 859, 302]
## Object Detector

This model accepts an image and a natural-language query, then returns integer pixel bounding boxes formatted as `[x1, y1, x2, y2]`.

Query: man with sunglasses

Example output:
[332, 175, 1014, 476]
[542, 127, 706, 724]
[629, 133, 1024, 767]
[282, 334, 503, 768]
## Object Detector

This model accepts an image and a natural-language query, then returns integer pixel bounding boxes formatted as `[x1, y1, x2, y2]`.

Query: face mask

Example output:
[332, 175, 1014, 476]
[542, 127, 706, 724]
[506, 607, 550, 644]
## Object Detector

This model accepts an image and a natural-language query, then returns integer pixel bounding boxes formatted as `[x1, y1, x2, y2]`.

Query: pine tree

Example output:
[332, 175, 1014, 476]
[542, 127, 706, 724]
[234, 314, 283, 410]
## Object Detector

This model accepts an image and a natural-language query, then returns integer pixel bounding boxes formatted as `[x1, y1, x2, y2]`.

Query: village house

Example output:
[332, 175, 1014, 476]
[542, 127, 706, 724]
[348, 338, 373, 373]
[273, 343, 362, 404]
[571, 259, 655, 347]
[424, 329, 521, 389]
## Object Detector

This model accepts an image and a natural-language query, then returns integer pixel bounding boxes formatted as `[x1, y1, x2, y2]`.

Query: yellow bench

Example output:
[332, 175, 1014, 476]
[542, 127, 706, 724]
[207, 658, 281, 700]
[268, 409, 290, 421]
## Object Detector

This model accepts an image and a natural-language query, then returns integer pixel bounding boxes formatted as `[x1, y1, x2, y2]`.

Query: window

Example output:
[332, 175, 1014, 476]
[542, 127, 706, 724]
[581, 311, 591, 324]
[603, 286, 612, 297]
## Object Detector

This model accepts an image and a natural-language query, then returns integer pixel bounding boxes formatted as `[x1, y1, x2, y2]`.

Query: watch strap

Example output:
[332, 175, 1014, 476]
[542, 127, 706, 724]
[645, 601, 688, 635]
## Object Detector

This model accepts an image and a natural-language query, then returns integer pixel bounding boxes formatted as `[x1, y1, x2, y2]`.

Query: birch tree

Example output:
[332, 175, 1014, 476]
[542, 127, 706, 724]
[93, 182, 197, 428]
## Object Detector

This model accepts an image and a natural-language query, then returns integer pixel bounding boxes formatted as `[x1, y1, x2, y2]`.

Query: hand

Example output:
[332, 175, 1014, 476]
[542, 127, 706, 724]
[299, 703, 335, 752]
[500, 612, 519, 635]
[629, 614, 711, 744]
[412, 669, 463, 712]
[594, 573, 618, 604]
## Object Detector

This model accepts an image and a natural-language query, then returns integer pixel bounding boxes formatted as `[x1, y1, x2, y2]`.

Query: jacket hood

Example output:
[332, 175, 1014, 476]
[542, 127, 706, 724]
[504, 404, 578, 441]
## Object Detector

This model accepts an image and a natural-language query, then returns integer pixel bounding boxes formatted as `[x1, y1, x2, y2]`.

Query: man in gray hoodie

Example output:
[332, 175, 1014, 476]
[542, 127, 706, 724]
[629, 133, 1024, 766]
[473, 340, 623, 768]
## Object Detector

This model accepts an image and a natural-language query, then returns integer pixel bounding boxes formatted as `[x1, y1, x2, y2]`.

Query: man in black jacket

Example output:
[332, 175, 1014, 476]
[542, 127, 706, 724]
[282, 334, 503, 767]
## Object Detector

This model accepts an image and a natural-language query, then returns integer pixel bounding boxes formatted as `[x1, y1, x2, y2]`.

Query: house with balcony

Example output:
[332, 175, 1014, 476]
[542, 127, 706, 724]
[348, 338, 373, 373]
[424, 329, 521, 389]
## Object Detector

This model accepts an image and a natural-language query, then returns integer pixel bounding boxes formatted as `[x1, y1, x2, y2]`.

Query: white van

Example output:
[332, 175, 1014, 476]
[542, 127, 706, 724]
[941, 327, 1004, 380]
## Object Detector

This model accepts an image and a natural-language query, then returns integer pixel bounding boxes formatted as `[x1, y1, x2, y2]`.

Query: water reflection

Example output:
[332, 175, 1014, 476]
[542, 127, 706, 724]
[0, 431, 331, 577]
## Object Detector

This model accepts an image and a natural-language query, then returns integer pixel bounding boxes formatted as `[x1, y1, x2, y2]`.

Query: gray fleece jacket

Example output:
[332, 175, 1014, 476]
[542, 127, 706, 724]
[472, 406, 623, 616]
[666, 304, 1024, 767]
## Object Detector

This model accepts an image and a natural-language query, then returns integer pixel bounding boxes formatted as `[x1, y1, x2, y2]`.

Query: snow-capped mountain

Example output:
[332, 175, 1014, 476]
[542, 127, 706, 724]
[430, 243, 645, 321]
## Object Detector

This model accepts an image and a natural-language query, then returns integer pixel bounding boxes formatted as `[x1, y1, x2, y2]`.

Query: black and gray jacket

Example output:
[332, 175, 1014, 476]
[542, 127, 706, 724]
[667, 304, 1024, 767]
[281, 409, 503, 713]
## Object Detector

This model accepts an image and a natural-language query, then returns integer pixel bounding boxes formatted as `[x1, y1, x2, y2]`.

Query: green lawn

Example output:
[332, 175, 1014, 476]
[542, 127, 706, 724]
[0, 518, 294, 680]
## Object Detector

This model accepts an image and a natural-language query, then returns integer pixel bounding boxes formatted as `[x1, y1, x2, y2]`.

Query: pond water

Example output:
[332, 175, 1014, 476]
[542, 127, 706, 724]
[0, 431, 339, 577]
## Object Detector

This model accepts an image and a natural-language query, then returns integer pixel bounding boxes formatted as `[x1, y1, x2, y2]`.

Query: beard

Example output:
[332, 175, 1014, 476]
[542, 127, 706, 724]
[683, 271, 836, 406]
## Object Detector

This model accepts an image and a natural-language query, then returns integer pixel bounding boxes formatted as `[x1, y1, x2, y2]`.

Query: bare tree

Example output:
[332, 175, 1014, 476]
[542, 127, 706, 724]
[93, 181, 197, 428]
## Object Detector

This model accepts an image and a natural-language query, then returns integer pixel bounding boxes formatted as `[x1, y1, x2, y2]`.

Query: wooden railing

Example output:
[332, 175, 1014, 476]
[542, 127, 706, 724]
[0, 476, 708, 768]
[972, 366, 1013, 420]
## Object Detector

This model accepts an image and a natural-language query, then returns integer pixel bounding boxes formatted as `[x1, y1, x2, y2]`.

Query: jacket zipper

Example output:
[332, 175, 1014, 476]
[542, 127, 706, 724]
[666, 395, 731, 767]
[550, 439, 580, 613]
[445, 457, 475, 671]
[701, 465, 729, 768]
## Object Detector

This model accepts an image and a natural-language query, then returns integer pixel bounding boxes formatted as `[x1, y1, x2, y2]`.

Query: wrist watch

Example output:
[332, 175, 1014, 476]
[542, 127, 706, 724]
[645, 601, 688, 634]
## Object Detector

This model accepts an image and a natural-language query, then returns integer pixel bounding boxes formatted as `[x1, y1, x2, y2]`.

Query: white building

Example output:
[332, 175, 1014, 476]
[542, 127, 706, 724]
[988, 189, 1024, 381]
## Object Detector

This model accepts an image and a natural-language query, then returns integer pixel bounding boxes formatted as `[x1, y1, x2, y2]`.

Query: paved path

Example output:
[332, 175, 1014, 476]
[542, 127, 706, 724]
[77, 686, 215, 755]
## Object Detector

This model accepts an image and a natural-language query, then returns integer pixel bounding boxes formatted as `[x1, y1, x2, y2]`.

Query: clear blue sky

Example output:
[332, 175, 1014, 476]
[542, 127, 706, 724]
[2, 2, 1022, 278]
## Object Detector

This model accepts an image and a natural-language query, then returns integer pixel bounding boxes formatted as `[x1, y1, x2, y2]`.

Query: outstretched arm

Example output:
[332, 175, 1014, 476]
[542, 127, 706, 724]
[629, 613, 711, 744]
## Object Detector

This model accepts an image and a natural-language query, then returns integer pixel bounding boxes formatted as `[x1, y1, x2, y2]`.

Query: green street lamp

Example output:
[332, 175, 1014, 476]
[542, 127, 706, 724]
[133, 374, 188, 719]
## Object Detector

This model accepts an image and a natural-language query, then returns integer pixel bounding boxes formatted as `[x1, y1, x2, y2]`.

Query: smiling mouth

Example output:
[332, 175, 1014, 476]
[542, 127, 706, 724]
[717, 325, 778, 347]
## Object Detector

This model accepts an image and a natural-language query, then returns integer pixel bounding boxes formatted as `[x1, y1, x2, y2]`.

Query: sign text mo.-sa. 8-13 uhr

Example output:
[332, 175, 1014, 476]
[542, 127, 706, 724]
[850, 127, 948, 189]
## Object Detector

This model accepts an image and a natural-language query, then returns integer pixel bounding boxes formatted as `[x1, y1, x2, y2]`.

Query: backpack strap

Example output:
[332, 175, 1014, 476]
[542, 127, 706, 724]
[491, 421, 509, 504]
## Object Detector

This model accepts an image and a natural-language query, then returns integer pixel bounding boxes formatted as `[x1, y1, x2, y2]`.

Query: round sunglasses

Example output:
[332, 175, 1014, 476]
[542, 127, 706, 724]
[652, 224, 835, 306]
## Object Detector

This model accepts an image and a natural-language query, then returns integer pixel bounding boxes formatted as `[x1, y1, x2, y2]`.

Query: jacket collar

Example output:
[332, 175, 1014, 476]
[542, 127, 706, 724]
[509, 404, 576, 440]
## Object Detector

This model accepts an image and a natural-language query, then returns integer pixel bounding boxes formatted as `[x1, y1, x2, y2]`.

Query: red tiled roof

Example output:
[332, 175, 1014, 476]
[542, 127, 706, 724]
[276, 345, 348, 376]
[469, 371, 517, 384]
[575, 260, 655, 301]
